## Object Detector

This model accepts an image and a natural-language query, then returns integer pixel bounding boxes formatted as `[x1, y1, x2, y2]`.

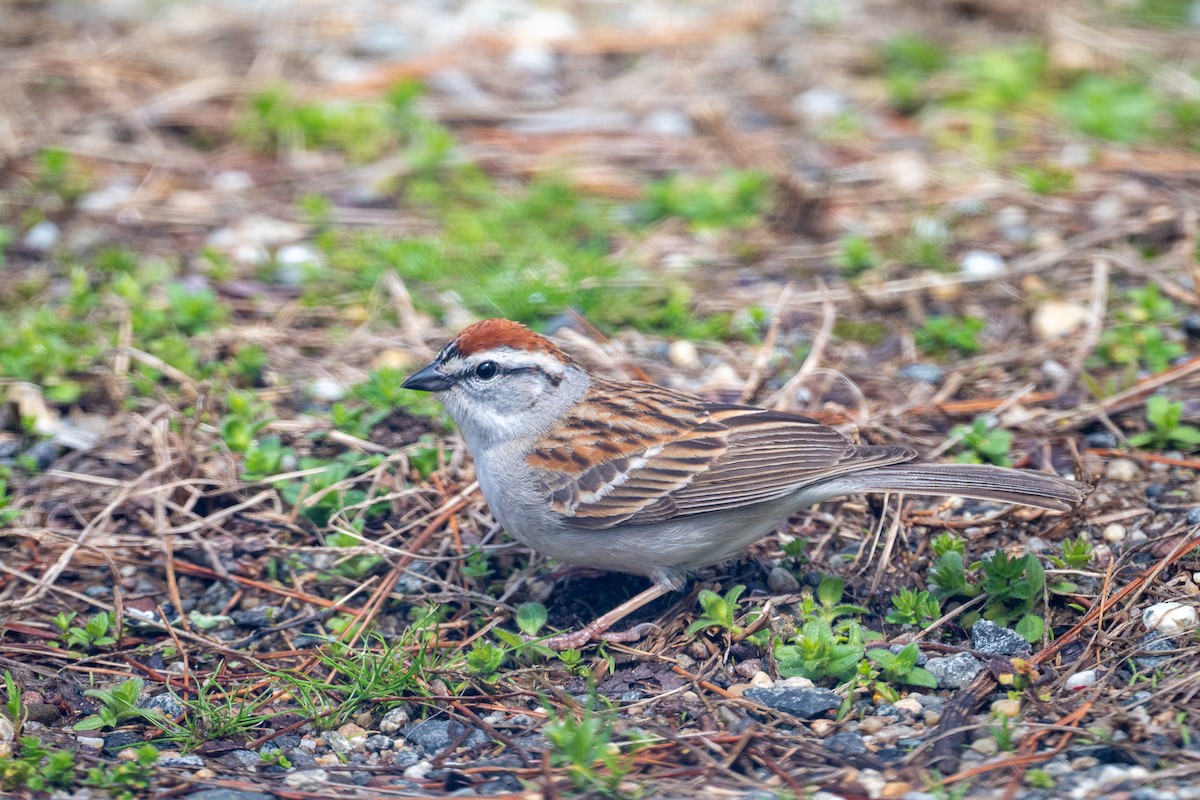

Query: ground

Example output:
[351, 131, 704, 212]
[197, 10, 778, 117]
[2, 0, 1200, 798]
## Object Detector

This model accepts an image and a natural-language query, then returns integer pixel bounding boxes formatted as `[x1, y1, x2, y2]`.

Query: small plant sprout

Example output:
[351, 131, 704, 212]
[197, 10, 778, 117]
[867, 643, 937, 688]
[1129, 396, 1200, 452]
[798, 576, 869, 629]
[686, 585, 747, 637]
[1049, 537, 1093, 570]
[3, 672, 23, 729]
[916, 315, 985, 356]
[979, 552, 1046, 642]
[832, 233, 881, 277]
[74, 678, 157, 731]
[775, 618, 866, 681]
[948, 416, 1013, 466]
[60, 611, 118, 650]
[886, 589, 941, 627]
[543, 692, 645, 796]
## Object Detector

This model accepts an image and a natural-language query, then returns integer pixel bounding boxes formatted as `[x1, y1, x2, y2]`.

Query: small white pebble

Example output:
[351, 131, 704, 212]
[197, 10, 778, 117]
[667, 340, 701, 371]
[1032, 300, 1088, 341]
[23, 220, 60, 251]
[1104, 458, 1142, 483]
[860, 716, 888, 735]
[893, 697, 922, 714]
[959, 250, 1006, 277]
[749, 671, 774, 688]
[212, 170, 254, 192]
[991, 698, 1021, 718]
[1143, 601, 1198, 635]
[309, 377, 348, 403]
[776, 676, 815, 689]
[809, 719, 835, 736]
[1065, 670, 1099, 691]
[404, 760, 433, 781]
[1103, 523, 1127, 543]
[971, 737, 999, 756]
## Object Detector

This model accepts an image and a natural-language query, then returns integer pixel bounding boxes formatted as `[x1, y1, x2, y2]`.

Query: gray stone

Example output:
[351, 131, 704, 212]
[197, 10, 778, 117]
[743, 687, 842, 718]
[139, 692, 184, 719]
[1188, 507, 1200, 526]
[898, 363, 944, 384]
[925, 653, 984, 689]
[379, 706, 411, 734]
[1087, 431, 1118, 449]
[185, 791, 274, 800]
[364, 734, 393, 752]
[1133, 633, 1176, 669]
[24, 440, 59, 470]
[157, 753, 205, 768]
[402, 719, 487, 754]
[767, 566, 800, 594]
[823, 731, 867, 755]
[222, 749, 262, 769]
[230, 606, 281, 628]
[102, 731, 144, 751]
[971, 620, 1031, 656]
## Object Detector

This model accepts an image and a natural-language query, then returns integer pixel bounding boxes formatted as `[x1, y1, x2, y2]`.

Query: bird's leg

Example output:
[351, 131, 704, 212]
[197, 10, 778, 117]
[545, 582, 673, 650]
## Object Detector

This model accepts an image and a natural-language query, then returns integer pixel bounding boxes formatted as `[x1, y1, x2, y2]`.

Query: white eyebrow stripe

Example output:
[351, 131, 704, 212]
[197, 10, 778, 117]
[469, 348, 566, 375]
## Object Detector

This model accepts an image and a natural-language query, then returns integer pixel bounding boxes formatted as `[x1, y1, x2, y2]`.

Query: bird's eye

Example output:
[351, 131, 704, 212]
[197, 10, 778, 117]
[474, 361, 499, 380]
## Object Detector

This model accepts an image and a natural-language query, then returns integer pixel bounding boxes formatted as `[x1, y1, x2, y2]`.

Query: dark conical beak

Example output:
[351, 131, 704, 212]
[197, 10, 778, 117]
[402, 362, 453, 392]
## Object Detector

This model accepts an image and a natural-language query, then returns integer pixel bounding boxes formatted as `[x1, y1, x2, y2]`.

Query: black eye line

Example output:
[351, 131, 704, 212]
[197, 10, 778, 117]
[453, 364, 562, 387]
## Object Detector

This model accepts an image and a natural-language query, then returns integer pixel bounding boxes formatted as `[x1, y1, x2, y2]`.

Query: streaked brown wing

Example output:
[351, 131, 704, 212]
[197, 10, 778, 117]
[648, 410, 914, 520]
[528, 380, 915, 530]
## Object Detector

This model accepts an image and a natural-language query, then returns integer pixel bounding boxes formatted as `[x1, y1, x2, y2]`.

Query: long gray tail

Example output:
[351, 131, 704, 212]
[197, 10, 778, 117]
[842, 463, 1091, 512]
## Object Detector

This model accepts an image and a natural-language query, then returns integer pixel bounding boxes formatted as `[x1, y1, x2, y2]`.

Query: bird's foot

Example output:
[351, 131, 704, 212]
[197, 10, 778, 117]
[544, 622, 660, 651]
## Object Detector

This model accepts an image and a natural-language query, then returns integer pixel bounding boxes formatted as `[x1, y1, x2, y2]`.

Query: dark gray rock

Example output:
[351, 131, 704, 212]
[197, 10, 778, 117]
[478, 773, 524, 794]
[230, 606, 281, 628]
[1183, 314, 1200, 340]
[140, 692, 184, 719]
[1188, 507, 1200, 526]
[25, 440, 60, 470]
[743, 687, 842, 718]
[364, 734, 393, 752]
[185, 791, 274, 800]
[971, 619, 1031, 656]
[197, 581, 236, 615]
[402, 719, 487, 754]
[823, 731, 867, 755]
[102, 731, 144, 751]
[925, 653, 984, 689]
[1133, 634, 1176, 669]
[898, 363, 944, 384]
[1086, 431, 1118, 449]
[222, 750, 262, 769]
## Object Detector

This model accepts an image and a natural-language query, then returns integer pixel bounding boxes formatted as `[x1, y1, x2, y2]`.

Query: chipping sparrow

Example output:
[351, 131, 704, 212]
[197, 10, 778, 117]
[403, 319, 1091, 648]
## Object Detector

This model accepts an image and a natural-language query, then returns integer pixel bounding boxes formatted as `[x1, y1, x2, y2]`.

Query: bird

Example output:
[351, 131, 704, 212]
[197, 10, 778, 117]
[403, 318, 1091, 648]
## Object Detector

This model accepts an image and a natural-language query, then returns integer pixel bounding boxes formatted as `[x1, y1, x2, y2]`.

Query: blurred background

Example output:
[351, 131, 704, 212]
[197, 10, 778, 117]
[1, 0, 1198, 383]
